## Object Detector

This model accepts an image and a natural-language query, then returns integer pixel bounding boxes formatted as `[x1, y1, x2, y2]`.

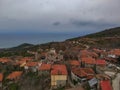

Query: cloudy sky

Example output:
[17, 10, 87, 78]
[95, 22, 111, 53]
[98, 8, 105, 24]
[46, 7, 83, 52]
[0, 0, 120, 34]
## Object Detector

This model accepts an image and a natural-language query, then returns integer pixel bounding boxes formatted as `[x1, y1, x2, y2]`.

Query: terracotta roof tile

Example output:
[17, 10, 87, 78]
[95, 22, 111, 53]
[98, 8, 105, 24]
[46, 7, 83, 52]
[20, 57, 33, 62]
[96, 60, 106, 65]
[39, 64, 51, 71]
[0, 58, 11, 63]
[81, 57, 95, 64]
[80, 50, 90, 58]
[109, 49, 120, 56]
[72, 68, 95, 79]
[25, 62, 38, 67]
[51, 65, 68, 75]
[100, 80, 112, 90]
[69, 60, 80, 66]
[7, 71, 23, 80]
[72, 68, 87, 77]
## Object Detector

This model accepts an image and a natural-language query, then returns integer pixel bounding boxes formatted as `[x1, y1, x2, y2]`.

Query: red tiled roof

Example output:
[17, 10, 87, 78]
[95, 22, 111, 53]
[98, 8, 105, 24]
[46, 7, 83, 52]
[0, 73, 3, 82]
[100, 80, 112, 90]
[39, 64, 51, 71]
[25, 62, 38, 67]
[69, 60, 80, 66]
[20, 57, 33, 62]
[80, 50, 90, 58]
[96, 60, 106, 65]
[72, 68, 87, 77]
[109, 49, 120, 56]
[7, 71, 23, 80]
[51, 65, 68, 75]
[72, 68, 95, 79]
[80, 50, 98, 58]
[82, 68, 95, 74]
[0, 58, 11, 63]
[81, 57, 95, 64]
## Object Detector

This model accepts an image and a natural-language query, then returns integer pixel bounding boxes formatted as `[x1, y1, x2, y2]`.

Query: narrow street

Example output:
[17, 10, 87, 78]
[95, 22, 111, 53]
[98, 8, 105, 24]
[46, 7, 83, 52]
[112, 73, 120, 90]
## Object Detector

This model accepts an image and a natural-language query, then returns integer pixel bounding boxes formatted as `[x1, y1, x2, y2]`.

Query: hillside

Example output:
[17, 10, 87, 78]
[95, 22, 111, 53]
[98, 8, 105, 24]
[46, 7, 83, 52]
[67, 27, 120, 41]
[66, 27, 120, 48]
[84, 27, 120, 38]
[0, 27, 120, 57]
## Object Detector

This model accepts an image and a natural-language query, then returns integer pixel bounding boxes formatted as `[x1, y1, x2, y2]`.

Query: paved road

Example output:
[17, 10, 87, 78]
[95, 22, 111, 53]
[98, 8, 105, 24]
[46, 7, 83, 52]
[112, 73, 120, 90]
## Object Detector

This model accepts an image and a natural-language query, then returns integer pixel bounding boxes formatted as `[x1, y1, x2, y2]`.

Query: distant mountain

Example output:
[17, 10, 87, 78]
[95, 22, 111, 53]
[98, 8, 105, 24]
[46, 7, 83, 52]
[12, 43, 34, 49]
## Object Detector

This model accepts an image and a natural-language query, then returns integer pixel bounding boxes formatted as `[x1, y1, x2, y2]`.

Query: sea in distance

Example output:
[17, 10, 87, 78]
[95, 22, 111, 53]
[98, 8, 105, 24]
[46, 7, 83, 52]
[0, 32, 82, 49]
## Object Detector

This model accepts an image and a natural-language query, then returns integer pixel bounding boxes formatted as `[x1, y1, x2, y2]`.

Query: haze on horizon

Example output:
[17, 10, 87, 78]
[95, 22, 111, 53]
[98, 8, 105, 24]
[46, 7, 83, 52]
[0, 0, 120, 35]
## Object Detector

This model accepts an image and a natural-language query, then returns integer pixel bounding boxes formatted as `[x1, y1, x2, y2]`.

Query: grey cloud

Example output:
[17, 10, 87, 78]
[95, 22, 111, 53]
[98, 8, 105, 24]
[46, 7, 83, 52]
[71, 20, 116, 27]
[0, 0, 120, 33]
[53, 22, 61, 26]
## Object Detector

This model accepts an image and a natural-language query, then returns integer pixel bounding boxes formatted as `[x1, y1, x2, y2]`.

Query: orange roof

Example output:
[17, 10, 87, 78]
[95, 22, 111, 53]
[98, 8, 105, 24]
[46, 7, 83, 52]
[100, 80, 112, 90]
[96, 60, 106, 65]
[81, 57, 95, 64]
[72, 68, 95, 78]
[0, 58, 11, 63]
[80, 50, 90, 58]
[109, 49, 120, 56]
[51, 65, 68, 75]
[69, 60, 80, 66]
[39, 64, 51, 71]
[0, 73, 3, 82]
[7, 71, 22, 80]
[20, 57, 33, 62]
[72, 68, 87, 77]
[25, 62, 38, 67]
[82, 68, 95, 74]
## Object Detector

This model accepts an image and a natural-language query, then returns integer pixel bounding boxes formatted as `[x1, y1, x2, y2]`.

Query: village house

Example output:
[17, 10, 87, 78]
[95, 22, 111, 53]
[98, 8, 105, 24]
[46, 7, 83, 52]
[108, 49, 120, 58]
[71, 68, 95, 83]
[81, 57, 96, 68]
[93, 48, 107, 58]
[0, 58, 13, 72]
[78, 50, 90, 58]
[51, 64, 68, 88]
[69, 60, 80, 68]
[0, 58, 12, 65]
[20, 57, 33, 62]
[0, 73, 3, 88]
[14, 60, 26, 68]
[38, 63, 51, 76]
[24, 62, 38, 72]
[96, 59, 106, 68]
[6, 71, 23, 83]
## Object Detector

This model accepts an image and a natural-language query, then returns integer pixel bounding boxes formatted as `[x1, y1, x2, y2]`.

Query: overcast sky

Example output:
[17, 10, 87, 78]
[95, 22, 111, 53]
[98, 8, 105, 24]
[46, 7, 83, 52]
[0, 0, 120, 34]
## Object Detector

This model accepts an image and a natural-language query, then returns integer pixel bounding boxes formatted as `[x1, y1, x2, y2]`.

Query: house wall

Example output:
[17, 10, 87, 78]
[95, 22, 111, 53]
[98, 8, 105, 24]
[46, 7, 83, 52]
[51, 75, 67, 87]
[71, 71, 79, 81]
